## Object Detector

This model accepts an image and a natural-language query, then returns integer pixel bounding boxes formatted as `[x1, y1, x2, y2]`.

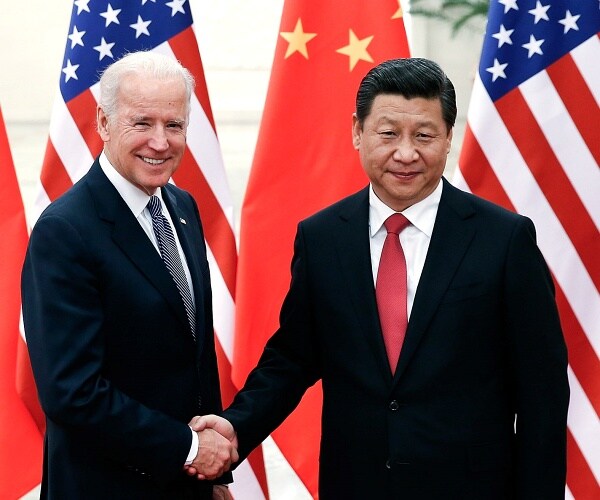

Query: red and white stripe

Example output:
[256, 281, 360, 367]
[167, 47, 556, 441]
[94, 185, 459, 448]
[23, 27, 267, 500]
[455, 34, 600, 498]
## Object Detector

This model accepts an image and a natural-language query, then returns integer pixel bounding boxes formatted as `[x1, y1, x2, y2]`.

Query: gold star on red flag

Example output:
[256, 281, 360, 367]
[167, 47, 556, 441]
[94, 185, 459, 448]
[392, 3, 404, 19]
[336, 29, 374, 71]
[280, 18, 317, 59]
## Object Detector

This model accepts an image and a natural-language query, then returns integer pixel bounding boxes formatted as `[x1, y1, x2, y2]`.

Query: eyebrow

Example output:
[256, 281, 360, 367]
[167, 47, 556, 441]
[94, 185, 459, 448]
[130, 116, 186, 125]
[376, 115, 439, 129]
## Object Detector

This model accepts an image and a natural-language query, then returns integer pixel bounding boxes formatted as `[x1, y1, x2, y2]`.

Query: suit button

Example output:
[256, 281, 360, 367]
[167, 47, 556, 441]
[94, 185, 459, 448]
[385, 459, 410, 470]
[389, 400, 400, 411]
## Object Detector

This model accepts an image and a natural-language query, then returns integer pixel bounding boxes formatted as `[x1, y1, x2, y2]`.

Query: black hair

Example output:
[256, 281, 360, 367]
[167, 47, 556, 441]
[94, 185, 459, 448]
[356, 58, 457, 131]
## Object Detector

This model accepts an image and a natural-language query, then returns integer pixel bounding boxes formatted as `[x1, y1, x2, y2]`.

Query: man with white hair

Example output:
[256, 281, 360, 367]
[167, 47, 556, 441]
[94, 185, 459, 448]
[22, 51, 236, 499]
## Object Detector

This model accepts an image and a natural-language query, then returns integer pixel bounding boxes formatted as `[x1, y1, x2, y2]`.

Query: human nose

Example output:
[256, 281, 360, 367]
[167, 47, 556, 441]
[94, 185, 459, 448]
[392, 138, 418, 163]
[148, 126, 169, 151]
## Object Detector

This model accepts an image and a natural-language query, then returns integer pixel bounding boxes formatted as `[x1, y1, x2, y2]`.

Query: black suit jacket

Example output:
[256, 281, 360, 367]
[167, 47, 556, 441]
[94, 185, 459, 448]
[22, 160, 228, 499]
[224, 178, 568, 499]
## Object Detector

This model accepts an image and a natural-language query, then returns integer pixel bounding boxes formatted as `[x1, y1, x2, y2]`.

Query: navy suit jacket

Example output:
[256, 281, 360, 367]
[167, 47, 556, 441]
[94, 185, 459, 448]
[22, 160, 227, 499]
[224, 178, 569, 499]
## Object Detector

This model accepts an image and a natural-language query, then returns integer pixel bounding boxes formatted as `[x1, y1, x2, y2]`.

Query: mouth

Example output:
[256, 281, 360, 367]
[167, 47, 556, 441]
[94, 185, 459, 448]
[389, 171, 419, 180]
[141, 156, 167, 165]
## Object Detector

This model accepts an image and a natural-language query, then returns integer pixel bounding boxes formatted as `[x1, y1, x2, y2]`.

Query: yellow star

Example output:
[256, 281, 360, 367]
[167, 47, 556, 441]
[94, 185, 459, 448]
[280, 18, 317, 59]
[336, 29, 374, 71]
[392, 3, 404, 19]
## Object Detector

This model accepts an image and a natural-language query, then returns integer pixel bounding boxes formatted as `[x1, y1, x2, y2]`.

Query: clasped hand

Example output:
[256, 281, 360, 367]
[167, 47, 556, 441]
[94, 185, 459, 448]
[184, 415, 238, 480]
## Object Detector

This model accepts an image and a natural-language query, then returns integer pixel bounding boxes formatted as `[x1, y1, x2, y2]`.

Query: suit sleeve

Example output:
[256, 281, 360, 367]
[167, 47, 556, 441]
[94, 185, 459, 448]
[21, 213, 192, 482]
[223, 222, 321, 460]
[504, 217, 569, 498]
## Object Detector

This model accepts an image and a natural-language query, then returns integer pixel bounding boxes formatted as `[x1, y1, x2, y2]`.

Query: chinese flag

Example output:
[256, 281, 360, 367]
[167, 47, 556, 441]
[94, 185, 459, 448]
[0, 106, 43, 499]
[233, 1, 410, 496]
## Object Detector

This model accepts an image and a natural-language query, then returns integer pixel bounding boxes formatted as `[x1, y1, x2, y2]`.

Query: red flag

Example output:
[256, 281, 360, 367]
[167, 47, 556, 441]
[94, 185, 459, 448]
[455, 1, 599, 497]
[0, 106, 43, 499]
[233, 0, 410, 495]
[23, 2, 267, 497]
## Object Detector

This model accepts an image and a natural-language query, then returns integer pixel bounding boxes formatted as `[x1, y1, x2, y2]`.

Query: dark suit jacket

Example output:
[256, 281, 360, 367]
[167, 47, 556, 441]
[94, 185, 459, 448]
[22, 159, 228, 499]
[224, 178, 569, 499]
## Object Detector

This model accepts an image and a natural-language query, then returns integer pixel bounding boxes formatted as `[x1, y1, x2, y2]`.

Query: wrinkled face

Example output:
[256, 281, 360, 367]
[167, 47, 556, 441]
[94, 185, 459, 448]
[97, 73, 189, 195]
[353, 93, 452, 212]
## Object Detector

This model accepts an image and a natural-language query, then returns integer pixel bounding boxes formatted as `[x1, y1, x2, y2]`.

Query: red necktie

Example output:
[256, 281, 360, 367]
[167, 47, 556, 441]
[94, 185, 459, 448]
[376, 213, 410, 374]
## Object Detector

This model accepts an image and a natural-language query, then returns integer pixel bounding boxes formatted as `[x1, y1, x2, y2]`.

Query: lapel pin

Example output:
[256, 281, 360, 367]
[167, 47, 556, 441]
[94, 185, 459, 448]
[180, 218, 187, 225]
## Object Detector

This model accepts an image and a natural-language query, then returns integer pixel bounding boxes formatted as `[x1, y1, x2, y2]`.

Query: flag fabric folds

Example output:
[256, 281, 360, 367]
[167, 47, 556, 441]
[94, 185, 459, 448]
[233, 0, 410, 496]
[455, 1, 600, 497]
[22, 1, 267, 498]
[0, 106, 43, 499]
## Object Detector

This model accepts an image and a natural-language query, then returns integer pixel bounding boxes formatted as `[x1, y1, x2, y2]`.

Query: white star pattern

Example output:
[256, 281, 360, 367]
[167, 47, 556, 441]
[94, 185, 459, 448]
[166, 0, 186, 17]
[130, 15, 152, 38]
[486, 58, 508, 81]
[93, 37, 115, 60]
[100, 4, 122, 27]
[522, 34, 545, 57]
[482, 0, 598, 92]
[68, 26, 86, 49]
[56, 0, 198, 100]
[492, 24, 514, 48]
[62, 59, 80, 82]
[74, 0, 91, 15]
[558, 10, 580, 33]
[499, 0, 519, 14]
[528, 1, 550, 24]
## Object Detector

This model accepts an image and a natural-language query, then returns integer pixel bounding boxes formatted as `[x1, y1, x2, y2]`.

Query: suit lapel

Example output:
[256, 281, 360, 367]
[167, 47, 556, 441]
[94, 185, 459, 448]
[335, 188, 394, 384]
[393, 178, 477, 384]
[86, 162, 190, 332]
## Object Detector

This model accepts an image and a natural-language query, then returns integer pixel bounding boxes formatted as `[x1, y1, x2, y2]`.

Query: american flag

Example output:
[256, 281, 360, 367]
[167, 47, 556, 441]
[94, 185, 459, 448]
[454, 0, 599, 497]
[21, 1, 268, 497]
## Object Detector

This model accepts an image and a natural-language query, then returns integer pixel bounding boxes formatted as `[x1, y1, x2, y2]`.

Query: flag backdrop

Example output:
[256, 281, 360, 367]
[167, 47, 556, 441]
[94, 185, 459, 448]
[19, 1, 268, 497]
[0, 106, 43, 499]
[232, 0, 410, 496]
[455, 1, 599, 498]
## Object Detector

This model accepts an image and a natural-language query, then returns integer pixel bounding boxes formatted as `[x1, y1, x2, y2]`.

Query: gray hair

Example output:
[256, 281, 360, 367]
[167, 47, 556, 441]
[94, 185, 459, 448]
[98, 51, 195, 119]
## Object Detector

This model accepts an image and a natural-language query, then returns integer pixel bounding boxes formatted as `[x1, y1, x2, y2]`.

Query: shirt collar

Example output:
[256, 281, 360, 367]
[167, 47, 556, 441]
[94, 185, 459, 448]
[99, 151, 164, 217]
[369, 179, 443, 238]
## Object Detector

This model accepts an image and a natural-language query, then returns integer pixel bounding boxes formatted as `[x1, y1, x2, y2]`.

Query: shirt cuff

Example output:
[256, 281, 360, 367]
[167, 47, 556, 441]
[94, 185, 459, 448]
[185, 427, 199, 465]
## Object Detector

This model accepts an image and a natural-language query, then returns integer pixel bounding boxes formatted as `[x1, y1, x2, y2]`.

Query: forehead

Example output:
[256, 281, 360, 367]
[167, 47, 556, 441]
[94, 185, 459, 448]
[117, 73, 188, 110]
[367, 94, 443, 122]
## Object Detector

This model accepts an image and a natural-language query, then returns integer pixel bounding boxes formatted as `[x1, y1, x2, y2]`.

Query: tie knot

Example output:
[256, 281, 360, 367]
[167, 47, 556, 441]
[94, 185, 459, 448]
[147, 195, 162, 219]
[384, 213, 409, 235]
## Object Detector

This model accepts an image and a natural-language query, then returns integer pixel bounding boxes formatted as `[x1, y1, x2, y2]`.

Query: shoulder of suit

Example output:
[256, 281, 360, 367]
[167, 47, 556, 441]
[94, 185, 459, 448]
[444, 180, 526, 224]
[36, 172, 96, 224]
[300, 186, 369, 227]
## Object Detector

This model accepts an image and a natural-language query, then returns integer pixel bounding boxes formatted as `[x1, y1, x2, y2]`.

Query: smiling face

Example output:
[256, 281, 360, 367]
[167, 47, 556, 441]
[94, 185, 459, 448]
[97, 72, 189, 195]
[353, 93, 452, 212]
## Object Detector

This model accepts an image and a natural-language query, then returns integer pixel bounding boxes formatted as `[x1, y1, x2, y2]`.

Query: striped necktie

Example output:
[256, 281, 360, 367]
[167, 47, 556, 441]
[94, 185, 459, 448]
[147, 195, 196, 341]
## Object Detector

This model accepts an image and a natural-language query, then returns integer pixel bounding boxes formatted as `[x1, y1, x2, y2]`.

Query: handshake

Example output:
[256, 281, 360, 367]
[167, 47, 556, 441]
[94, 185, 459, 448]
[184, 415, 238, 481]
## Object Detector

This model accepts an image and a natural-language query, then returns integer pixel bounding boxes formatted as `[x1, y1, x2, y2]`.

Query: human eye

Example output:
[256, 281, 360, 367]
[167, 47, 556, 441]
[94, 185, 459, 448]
[378, 130, 396, 137]
[132, 119, 150, 128]
[416, 131, 434, 142]
[167, 121, 185, 131]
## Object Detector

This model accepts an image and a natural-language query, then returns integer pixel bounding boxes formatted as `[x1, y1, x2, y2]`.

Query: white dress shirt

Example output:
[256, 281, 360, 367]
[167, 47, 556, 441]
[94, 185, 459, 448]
[99, 152, 198, 464]
[369, 180, 443, 319]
